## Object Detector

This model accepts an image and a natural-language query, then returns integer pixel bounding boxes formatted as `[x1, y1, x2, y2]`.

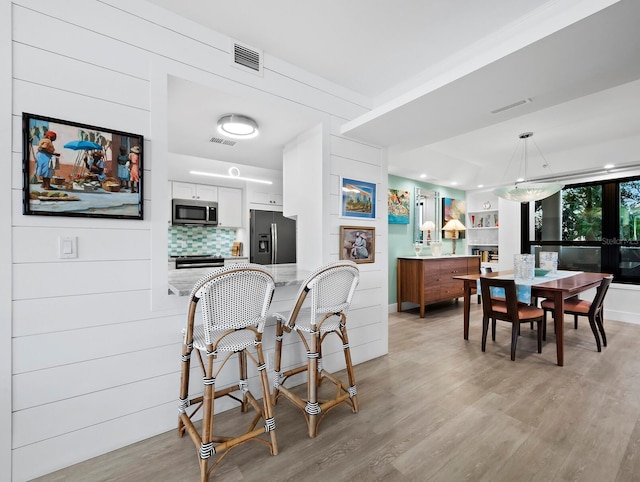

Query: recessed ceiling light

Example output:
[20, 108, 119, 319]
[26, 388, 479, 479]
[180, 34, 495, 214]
[419, 174, 427, 179]
[217, 114, 259, 139]
[451, 181, 458, 186]
[604, 163, 615, 169]
[477, 184, 484, 188]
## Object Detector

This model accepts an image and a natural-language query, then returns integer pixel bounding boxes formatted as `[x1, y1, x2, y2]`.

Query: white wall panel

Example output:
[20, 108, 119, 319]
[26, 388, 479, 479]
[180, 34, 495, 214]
[13, 226, 149, 263]
[13, 43, 149, 110]
[12, 402, 177, 482]
[13, 290, 163, 336]
[12, 4, 150, 80]
[13, 259, 150, 300]
[13, 80, 150, 138]
[331, 135, 382, 165]
[13, 371, 178, 448]
[13, 343, 180, 410]
[13, 312, 181, 373]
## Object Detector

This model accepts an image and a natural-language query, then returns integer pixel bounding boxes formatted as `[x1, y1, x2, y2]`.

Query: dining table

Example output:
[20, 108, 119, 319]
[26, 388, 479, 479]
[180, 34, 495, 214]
[453, 270, 611, 366]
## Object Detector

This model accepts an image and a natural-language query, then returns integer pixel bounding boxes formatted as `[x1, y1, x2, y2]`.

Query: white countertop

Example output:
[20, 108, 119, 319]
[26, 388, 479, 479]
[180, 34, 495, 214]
[168, 263, 309, 296]
[398, 255, 481, 260]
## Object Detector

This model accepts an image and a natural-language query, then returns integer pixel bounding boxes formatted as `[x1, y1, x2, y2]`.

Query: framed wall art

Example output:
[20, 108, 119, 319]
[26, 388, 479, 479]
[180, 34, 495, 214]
[22, 112, 144, 220]
[442, 197, 466, 238]
[340, 177, 376, 219]
[388, 188, 410, 224]
[339, 225, 375, 264]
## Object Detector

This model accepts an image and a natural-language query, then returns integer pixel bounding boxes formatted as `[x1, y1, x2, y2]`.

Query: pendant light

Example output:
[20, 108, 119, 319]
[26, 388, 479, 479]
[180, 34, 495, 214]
[494, 132, 563, 203]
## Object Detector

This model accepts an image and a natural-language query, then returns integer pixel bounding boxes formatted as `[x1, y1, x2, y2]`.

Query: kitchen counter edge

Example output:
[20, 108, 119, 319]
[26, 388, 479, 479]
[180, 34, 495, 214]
[168, 263, 309, 296]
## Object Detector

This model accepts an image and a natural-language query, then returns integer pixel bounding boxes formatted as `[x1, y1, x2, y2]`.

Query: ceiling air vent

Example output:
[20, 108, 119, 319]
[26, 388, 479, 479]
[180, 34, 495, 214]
[209, 136, 237, 147]
[491, 98, 532, 114]
[231, 40, 263, 76]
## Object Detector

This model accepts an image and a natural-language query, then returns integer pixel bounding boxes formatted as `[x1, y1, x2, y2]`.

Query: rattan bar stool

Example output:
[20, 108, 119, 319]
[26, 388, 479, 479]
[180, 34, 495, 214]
[177, 264, 277, 482]
[272, 260, 360, 438]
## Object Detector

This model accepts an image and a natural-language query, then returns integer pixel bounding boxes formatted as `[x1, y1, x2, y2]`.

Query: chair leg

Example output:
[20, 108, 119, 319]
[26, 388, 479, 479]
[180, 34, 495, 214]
[198, 354, 216, 482]
[272, 320, 284, 405]
[542, 310, 547, 341]
[574, 314, 578, 329]
[306, 329, 320, 438]
[536, 320, 542, 353]
[596, 308, 607, 347]
[481, 315, 489, 352]
[255, 343, 278, 455]
[339, 324, 359, 414]
[510, 323, 519, 361]
[239, 350, 249, 412]
[587, 313, 602, 352]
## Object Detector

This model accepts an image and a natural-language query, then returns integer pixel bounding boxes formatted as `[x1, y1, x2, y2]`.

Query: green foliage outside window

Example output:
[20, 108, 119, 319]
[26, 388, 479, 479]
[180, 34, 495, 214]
[620, 180, 640, 240]
[561, 186, 602, 241]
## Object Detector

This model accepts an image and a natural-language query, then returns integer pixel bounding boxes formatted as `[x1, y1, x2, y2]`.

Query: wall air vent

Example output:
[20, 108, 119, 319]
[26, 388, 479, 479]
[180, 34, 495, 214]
[231, 40, 263, 76]
[209, 136, 237, 146]
[491, 98, 532, 114]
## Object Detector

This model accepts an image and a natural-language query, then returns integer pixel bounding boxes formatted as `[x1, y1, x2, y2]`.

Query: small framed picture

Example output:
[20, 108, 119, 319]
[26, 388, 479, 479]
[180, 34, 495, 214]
[340, 177, 376, 219]
[340, 225, 375, 264]
[442, 197, 465, 239]
[388, 188, 410, 224]
[22, 112, 144, 220]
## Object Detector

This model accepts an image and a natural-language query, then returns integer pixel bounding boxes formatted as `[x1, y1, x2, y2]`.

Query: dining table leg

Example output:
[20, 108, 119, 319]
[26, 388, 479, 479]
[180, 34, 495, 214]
[463, 280, 472, 340]
[553, 292, 565, 366]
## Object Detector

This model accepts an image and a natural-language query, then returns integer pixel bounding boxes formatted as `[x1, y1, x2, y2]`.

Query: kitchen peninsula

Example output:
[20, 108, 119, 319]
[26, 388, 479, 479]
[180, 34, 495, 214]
[168, 262, 310, 296]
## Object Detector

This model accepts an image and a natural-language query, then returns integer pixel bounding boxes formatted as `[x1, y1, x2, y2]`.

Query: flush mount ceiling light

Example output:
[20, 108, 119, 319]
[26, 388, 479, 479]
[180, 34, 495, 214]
[217, 114, 259, 139]
[494, 132, 563, 203]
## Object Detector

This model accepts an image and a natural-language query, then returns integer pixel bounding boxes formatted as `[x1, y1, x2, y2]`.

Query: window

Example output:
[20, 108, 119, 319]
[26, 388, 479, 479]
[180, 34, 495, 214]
[524, 176, 640, 283]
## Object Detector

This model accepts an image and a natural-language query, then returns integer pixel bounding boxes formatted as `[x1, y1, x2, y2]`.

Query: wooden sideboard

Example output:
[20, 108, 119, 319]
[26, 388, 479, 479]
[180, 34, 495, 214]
[397, 255, 481, 318]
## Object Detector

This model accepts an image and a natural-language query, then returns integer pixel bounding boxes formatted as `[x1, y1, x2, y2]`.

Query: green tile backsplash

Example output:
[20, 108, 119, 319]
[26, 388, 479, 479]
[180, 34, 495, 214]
[168, 225, 237, 256]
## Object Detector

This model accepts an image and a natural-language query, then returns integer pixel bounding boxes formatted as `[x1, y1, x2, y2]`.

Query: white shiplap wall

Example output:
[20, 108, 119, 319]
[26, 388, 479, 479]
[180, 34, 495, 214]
[7, 1, 386, 480]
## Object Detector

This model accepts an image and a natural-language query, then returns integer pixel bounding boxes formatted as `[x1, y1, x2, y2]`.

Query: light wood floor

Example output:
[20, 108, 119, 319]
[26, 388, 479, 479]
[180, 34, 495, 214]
[34, 302, 640, 481]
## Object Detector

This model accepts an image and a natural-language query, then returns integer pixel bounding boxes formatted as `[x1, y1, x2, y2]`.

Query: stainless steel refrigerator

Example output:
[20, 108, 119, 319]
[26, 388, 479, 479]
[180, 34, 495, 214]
[249, 209, 297, 265]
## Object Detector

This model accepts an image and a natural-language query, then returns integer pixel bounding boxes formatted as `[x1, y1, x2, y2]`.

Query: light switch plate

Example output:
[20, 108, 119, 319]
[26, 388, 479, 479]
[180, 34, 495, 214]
[59, 236, 78, 259]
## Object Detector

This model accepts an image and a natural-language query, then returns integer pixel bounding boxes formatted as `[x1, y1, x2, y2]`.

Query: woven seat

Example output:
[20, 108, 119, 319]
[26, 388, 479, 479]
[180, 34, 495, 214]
[272, 260, 360, 437]
[177, 264, 277, 482]
[480, 277, 543, 361]
[540, 275, 612, 351]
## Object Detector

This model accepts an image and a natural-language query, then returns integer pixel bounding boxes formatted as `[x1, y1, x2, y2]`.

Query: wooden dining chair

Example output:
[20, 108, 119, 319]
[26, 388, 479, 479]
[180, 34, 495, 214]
[177, 264, 278, 482]
[540, 275, 613, 352]
[272, 260, 360, 438]
[480, 277, 543, 361]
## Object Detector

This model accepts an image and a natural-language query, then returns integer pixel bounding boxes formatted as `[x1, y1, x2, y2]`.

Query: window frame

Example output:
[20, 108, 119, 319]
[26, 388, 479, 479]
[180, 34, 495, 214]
[521, 174, 640, 284]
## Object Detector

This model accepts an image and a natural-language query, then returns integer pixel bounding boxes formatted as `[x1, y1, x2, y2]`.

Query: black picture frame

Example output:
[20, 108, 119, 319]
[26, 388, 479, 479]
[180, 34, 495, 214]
[22, 112, 144, 220]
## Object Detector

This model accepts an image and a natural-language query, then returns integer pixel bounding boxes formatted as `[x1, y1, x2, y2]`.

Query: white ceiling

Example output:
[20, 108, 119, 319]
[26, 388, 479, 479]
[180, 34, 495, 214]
[150, 0, 640, 191]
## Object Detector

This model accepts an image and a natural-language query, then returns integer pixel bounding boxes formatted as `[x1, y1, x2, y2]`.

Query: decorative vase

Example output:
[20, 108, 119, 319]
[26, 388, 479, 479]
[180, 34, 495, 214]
[430, 241, 442, 257]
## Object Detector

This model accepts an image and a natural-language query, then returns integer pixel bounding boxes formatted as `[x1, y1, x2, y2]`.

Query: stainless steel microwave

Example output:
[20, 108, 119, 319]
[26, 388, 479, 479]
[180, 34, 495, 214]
[172, 199, 218, 226]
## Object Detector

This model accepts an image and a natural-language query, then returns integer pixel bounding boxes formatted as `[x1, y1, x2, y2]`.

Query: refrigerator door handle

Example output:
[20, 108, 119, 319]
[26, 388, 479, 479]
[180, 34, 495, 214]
[271, 222, 278, 264]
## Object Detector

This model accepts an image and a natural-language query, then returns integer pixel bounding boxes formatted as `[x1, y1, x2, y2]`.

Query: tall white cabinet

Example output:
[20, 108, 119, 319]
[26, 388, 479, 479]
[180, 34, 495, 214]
[466, 191, 520, 271]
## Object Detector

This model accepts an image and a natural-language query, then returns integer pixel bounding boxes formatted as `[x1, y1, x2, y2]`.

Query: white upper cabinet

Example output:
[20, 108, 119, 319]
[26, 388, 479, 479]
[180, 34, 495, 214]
[171, 182, 218, 201]
[217, 187, 243, 228]
[250, 190, 283, 207]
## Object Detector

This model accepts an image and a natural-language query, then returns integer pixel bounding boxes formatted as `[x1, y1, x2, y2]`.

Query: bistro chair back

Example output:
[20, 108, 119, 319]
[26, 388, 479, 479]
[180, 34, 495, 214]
[177, 263, 277, 482]
[272, 260, 360, 438]
[480, 277, 543, 361]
